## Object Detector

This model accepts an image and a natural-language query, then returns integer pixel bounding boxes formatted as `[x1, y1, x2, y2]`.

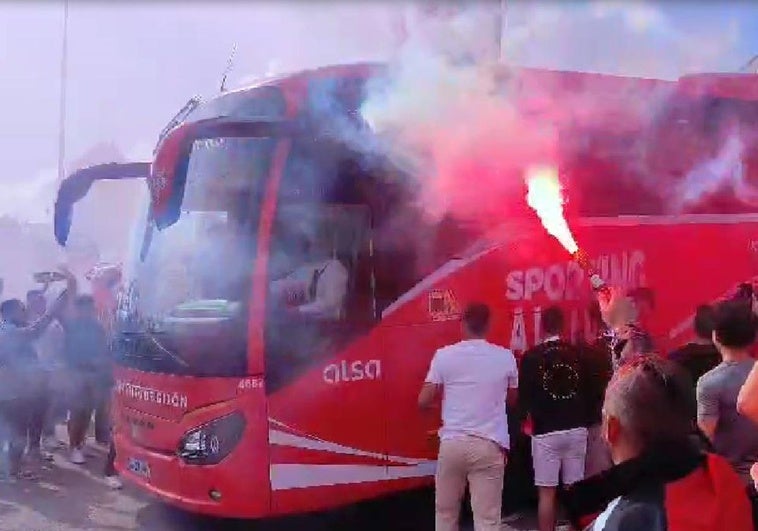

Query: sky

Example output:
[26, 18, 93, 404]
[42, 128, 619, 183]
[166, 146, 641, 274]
[0, 0, 756, 222]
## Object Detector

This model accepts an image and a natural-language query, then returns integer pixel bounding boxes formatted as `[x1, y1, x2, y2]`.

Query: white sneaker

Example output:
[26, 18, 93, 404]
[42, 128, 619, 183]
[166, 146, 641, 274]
[105, 475, 123, 489]
[70, 448, 85, 465]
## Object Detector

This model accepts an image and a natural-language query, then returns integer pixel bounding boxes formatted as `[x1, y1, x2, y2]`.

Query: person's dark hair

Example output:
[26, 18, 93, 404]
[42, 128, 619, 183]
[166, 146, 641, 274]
[693, 304, 716, 340]
[735, 282, 754, 301]
[542, 306, 565, 336]
[0, 299, 24, 320]
[463, 303, 490, 337]
[605, 356, 694, 448]
[712, 300, 757, 349]
[629, 286, 655, 311]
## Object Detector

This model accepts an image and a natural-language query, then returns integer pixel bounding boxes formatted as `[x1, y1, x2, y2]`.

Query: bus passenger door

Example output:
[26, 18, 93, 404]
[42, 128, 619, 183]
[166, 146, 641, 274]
[263, 173, 389, 511]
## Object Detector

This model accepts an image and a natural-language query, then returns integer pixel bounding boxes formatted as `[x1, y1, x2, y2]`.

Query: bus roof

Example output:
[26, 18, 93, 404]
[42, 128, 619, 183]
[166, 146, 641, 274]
[225, 61, 672, 98]
[677, 73, 758, 101]
[179, 61, 680, 138]
[224, 62, 387, 96]
[186, 62, 757, 129]
[206, 61, 673, 115]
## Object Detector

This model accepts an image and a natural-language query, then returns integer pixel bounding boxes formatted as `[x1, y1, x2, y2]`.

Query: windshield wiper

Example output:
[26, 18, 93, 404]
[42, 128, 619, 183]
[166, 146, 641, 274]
[118, 329, 190, 369]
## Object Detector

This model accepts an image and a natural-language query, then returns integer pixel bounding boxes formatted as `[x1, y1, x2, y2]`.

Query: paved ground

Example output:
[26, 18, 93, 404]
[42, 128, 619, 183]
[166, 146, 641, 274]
[0, 438, 549, 531]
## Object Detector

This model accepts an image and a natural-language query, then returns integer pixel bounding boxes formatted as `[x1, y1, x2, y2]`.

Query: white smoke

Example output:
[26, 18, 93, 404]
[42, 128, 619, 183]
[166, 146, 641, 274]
[126, 140, 154, 161]
[0, 138, 151, 300]
[504, 1, 741, 79]
[229, 1, 398, 88]
[358, 1, 749, 223]
[676, 130, 758, 211]
[0, 2, 751, 236]
[0, 168, 59, 223]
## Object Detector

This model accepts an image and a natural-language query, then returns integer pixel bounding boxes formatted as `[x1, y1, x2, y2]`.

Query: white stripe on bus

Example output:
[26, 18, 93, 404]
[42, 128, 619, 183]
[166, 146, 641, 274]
[269, 462, 436, 491]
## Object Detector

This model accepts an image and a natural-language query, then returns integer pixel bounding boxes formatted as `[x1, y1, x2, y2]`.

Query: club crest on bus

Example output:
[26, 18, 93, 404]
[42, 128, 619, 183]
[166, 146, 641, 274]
[428, 289, 460, 322]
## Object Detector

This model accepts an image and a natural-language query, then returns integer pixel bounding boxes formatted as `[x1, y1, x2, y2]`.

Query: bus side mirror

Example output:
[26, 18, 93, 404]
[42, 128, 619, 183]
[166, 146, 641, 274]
[53, 162, 151, 246]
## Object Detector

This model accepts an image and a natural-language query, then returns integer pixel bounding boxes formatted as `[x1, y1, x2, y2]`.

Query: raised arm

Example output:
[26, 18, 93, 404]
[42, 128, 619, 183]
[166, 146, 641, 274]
[61, 265, 78, 304]
[55, 265, 78, 326]
[16, 289, 69, 341]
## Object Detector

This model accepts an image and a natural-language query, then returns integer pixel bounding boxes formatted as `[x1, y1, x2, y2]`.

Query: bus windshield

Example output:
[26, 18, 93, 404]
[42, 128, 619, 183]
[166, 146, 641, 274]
[116, 136, 275, 376]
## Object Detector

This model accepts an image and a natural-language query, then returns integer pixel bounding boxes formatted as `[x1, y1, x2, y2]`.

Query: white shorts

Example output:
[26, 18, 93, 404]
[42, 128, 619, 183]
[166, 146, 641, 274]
[531, 427, 588, 487]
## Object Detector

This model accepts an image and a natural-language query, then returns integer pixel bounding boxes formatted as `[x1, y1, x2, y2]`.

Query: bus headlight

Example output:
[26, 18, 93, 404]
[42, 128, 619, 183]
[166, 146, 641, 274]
[178, 412, 246, 465]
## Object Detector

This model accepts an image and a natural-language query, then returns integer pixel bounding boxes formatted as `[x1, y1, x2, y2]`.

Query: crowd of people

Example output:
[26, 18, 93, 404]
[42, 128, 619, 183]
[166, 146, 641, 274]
[421, 283, 758, 531]
[0, 265, 122, 489]
[3, 258, 758, 531]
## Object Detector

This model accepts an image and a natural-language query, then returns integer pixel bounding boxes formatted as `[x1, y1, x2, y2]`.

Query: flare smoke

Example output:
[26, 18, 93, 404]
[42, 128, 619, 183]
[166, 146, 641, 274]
[358, 2, 750, 228]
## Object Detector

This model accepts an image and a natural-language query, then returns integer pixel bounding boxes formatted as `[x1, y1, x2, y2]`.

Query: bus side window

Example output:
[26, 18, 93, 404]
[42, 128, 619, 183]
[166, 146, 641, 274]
[264, 141, 375, 390]
[371, 205, 478, 318]
[369, 185, 429, 316]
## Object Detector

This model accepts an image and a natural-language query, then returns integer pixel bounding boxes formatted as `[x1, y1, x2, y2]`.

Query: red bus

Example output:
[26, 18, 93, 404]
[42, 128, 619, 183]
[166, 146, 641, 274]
[54, 63, 758, 519]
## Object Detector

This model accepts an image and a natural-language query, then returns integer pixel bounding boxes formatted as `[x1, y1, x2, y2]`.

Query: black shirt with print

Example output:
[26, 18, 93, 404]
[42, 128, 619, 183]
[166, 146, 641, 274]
[519, 338, 590, 436]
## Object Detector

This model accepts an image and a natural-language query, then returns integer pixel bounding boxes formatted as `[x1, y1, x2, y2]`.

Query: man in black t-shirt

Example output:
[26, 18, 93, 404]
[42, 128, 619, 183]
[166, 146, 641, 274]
[520, 306, 591, 531]
[669, 304, 721, 389]
[579, 302, 614, 479]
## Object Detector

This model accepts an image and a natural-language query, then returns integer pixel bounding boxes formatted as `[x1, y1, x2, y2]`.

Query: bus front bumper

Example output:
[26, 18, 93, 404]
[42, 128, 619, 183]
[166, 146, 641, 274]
[114, 433, 257, 518]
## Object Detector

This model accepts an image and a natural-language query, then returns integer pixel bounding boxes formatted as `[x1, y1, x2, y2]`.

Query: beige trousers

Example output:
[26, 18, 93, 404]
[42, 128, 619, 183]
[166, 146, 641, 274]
[435, 436, 505, 531]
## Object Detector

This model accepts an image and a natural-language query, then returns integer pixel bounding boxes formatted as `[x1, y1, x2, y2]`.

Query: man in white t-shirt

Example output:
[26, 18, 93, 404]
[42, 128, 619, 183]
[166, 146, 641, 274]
[418, 303, 518, 531]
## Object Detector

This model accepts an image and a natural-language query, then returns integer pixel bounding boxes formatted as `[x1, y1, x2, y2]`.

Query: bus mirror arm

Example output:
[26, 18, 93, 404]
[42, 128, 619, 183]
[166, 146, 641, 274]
[53, 161, 151, 246]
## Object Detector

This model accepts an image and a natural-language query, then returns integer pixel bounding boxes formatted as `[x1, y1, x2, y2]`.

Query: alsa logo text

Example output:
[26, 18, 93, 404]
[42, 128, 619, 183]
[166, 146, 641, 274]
[323, 360, 381, 385]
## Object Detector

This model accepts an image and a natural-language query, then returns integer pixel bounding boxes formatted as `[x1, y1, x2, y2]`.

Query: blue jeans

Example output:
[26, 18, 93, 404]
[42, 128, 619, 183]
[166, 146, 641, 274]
[0, 398, 27, 476]
[43, 399, 67, 438]
[104, 438, 116, 477]
[42, 369, 67, 438]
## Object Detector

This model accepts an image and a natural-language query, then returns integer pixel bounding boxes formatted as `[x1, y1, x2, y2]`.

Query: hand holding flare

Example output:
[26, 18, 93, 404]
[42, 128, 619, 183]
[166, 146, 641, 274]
[573, 249, 609, 295]
[524, 165, 609, 296]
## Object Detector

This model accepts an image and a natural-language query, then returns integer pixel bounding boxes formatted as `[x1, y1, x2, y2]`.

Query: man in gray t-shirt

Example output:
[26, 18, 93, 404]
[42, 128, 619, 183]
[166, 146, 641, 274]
[698, 359, 758, 482]
[697, 300, 758, 484]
